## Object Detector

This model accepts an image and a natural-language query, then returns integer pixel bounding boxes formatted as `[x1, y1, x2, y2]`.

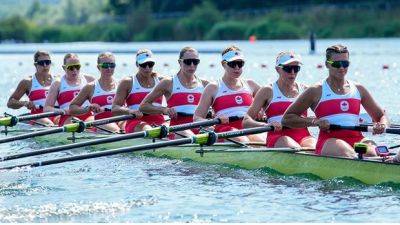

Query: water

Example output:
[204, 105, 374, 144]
[1, 38, 400, 222]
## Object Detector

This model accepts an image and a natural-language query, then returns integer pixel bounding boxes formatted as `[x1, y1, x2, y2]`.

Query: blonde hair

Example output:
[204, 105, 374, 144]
[63, 53, 79, 65]
[34, 50, 50, 62]
[179, 47, 197, 59]
[326, 44, 349, 61]
[221, 45, 241, 56]
[97, 52, 115, 64]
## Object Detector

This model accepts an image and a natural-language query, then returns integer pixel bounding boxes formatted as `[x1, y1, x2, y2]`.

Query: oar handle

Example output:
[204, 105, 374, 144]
[328, 124, 369, 131]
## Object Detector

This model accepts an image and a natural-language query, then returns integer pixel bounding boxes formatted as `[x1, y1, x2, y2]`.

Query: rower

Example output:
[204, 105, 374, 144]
[242, 51, 316, 148]
[69, 52, 124, 133]
[194, 45, 263, 142]
[44, 53, 95, 126]
[7, 50, 56, 126]
[112, 49, 167, 133]
[139, 47, 208, 138]
[282, 44, 389, 158]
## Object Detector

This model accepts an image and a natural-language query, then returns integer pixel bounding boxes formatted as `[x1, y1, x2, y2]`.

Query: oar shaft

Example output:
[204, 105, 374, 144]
[217, 126, 274, 139]
[17, 111, 64, 122]
[85, 115, 135, 127]
[0, 117, 227, 161]
[0, 131, 147, 161]
[2, 138, 193, 169]
[0, 127, 64, 144]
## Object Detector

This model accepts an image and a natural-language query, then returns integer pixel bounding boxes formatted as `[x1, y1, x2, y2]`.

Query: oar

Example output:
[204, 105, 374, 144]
[0, 116, 241, 162]
[0, 126, 273, 170]
[329, 124, 400, 135]
[0, 115, 135, 144]
[0, 111, 64, 127]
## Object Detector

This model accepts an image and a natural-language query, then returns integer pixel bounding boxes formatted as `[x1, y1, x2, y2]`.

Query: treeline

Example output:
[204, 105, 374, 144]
[1, 0, 400, 43]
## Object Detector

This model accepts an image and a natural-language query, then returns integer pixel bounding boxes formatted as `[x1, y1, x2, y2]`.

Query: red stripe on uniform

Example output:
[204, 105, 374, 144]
[167, 93, 201, 108]
[91, 94, 115, 106]
[57, 90, 80, 106]
[29, 89, 47, 101]
[315, 98, 360, 118]
[212, 93, 253, 113]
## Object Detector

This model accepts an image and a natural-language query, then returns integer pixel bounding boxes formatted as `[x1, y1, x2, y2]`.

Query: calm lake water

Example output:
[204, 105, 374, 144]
[0, 39, 400, 222]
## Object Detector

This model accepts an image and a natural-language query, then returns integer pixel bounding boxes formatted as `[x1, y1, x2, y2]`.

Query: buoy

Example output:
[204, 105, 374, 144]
[249, 35, 257, 43]
[163, 63, 169, 67]
[260, 63, 267, 68]
[209, 63, 215, 68]
[122, 62, 127, 67]
[382, 64, 389, 69]
[85, 62, 90, 66]
[317, 64, 323, 69]
[18, 62, 23, 66]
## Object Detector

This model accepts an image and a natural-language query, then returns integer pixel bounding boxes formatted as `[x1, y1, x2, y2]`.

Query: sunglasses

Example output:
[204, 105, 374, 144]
[98, 62, 116, 69]
[227, 60, 245, 69]
[35, 60, 52, 66]
[327, 60, 350, 68]
[65, 64, 81, 71]
[139, 61, 155, 68]
[182, 58, 200, 66]
[281, 65, 301, 73]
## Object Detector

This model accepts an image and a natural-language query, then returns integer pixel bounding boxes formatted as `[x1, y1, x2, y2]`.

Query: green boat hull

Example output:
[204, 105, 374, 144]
[5, 127, 400, 185]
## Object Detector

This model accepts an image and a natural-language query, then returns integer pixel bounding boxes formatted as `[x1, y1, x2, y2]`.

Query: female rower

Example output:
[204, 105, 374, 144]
[112, 49, 170, 133]
[44, 53, 95, 126]
[242, 51, 316, 148]
[7, 50, 56, 125]
[139, 47, 208, 138]
[69, 52, 124, 133]
[282, 44, 388, 158]
[194, 45, 263, 142]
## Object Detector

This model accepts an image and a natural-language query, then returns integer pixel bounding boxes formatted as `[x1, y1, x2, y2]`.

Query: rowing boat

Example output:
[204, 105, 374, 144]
[2, 122, 400, 185]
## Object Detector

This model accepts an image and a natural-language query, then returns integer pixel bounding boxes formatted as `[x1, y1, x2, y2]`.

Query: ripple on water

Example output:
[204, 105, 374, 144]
[0, 197, 158, 223]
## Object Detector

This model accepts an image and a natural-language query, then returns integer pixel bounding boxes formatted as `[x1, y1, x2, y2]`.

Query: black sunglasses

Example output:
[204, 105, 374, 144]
[182, 58, 200, 66]
[281, 65, 301, 73]
[139, 61, 155, 68]
[327, 60, 350, 69]
[99, 62, 116, 69]
[35, 60, 52, 66]
[227, 60, 245, 69]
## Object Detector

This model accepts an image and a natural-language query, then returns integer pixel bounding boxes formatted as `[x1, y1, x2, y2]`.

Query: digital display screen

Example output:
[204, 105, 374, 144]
[376, 146, 389, 153]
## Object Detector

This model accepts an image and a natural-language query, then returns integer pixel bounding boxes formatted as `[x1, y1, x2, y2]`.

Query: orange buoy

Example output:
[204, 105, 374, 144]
[249, 35, 257, 43]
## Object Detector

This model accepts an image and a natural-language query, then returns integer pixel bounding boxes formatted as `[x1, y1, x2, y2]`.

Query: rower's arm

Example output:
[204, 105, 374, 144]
[242, 86, 270, 128]
[247, 79, 261, 96]
[139, 79, 172, 115]
[194, 83, 217, 121]
[69, 83, 94, 115]
[7, 78, 31, 109]
[84, 74, 96, 83]
[112, 77, 133, 116]
[282, 86, 319, 128]
[44, 80, 62, 113]
[357, 84, 389, 125]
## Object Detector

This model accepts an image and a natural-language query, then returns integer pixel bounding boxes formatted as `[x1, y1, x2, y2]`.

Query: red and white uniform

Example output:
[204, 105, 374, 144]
[314, 79, 363, 154]
[28, 75, 51, 114]
[167, 75, 203, 126]
[265, 82, 312, 147]
[90, 80, 116, 120]
[212, 79, 253, 133]
[57, 75, 92, 126]
[125, 75, 165, 133]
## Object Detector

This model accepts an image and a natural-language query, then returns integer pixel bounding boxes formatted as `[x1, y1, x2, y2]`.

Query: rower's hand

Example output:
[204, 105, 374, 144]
[129, 110, 143, 119]
[24, 101, 36, 110]
[162, 107, 177, 119]
[267, 121, 282, 131]
[256, 110, 264, 120]
[217, 116, 229, 124]
[314, 119, 330, 131]
[372, 122, 386, 135]
[88, 103, 102, 113]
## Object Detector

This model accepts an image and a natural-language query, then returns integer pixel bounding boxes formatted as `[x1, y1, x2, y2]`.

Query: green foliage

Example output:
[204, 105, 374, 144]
[175, 1, 223, 40]
[246, 18, 302, 39]
[205, 21, 247, 40]
[0, 15, 33, 41]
